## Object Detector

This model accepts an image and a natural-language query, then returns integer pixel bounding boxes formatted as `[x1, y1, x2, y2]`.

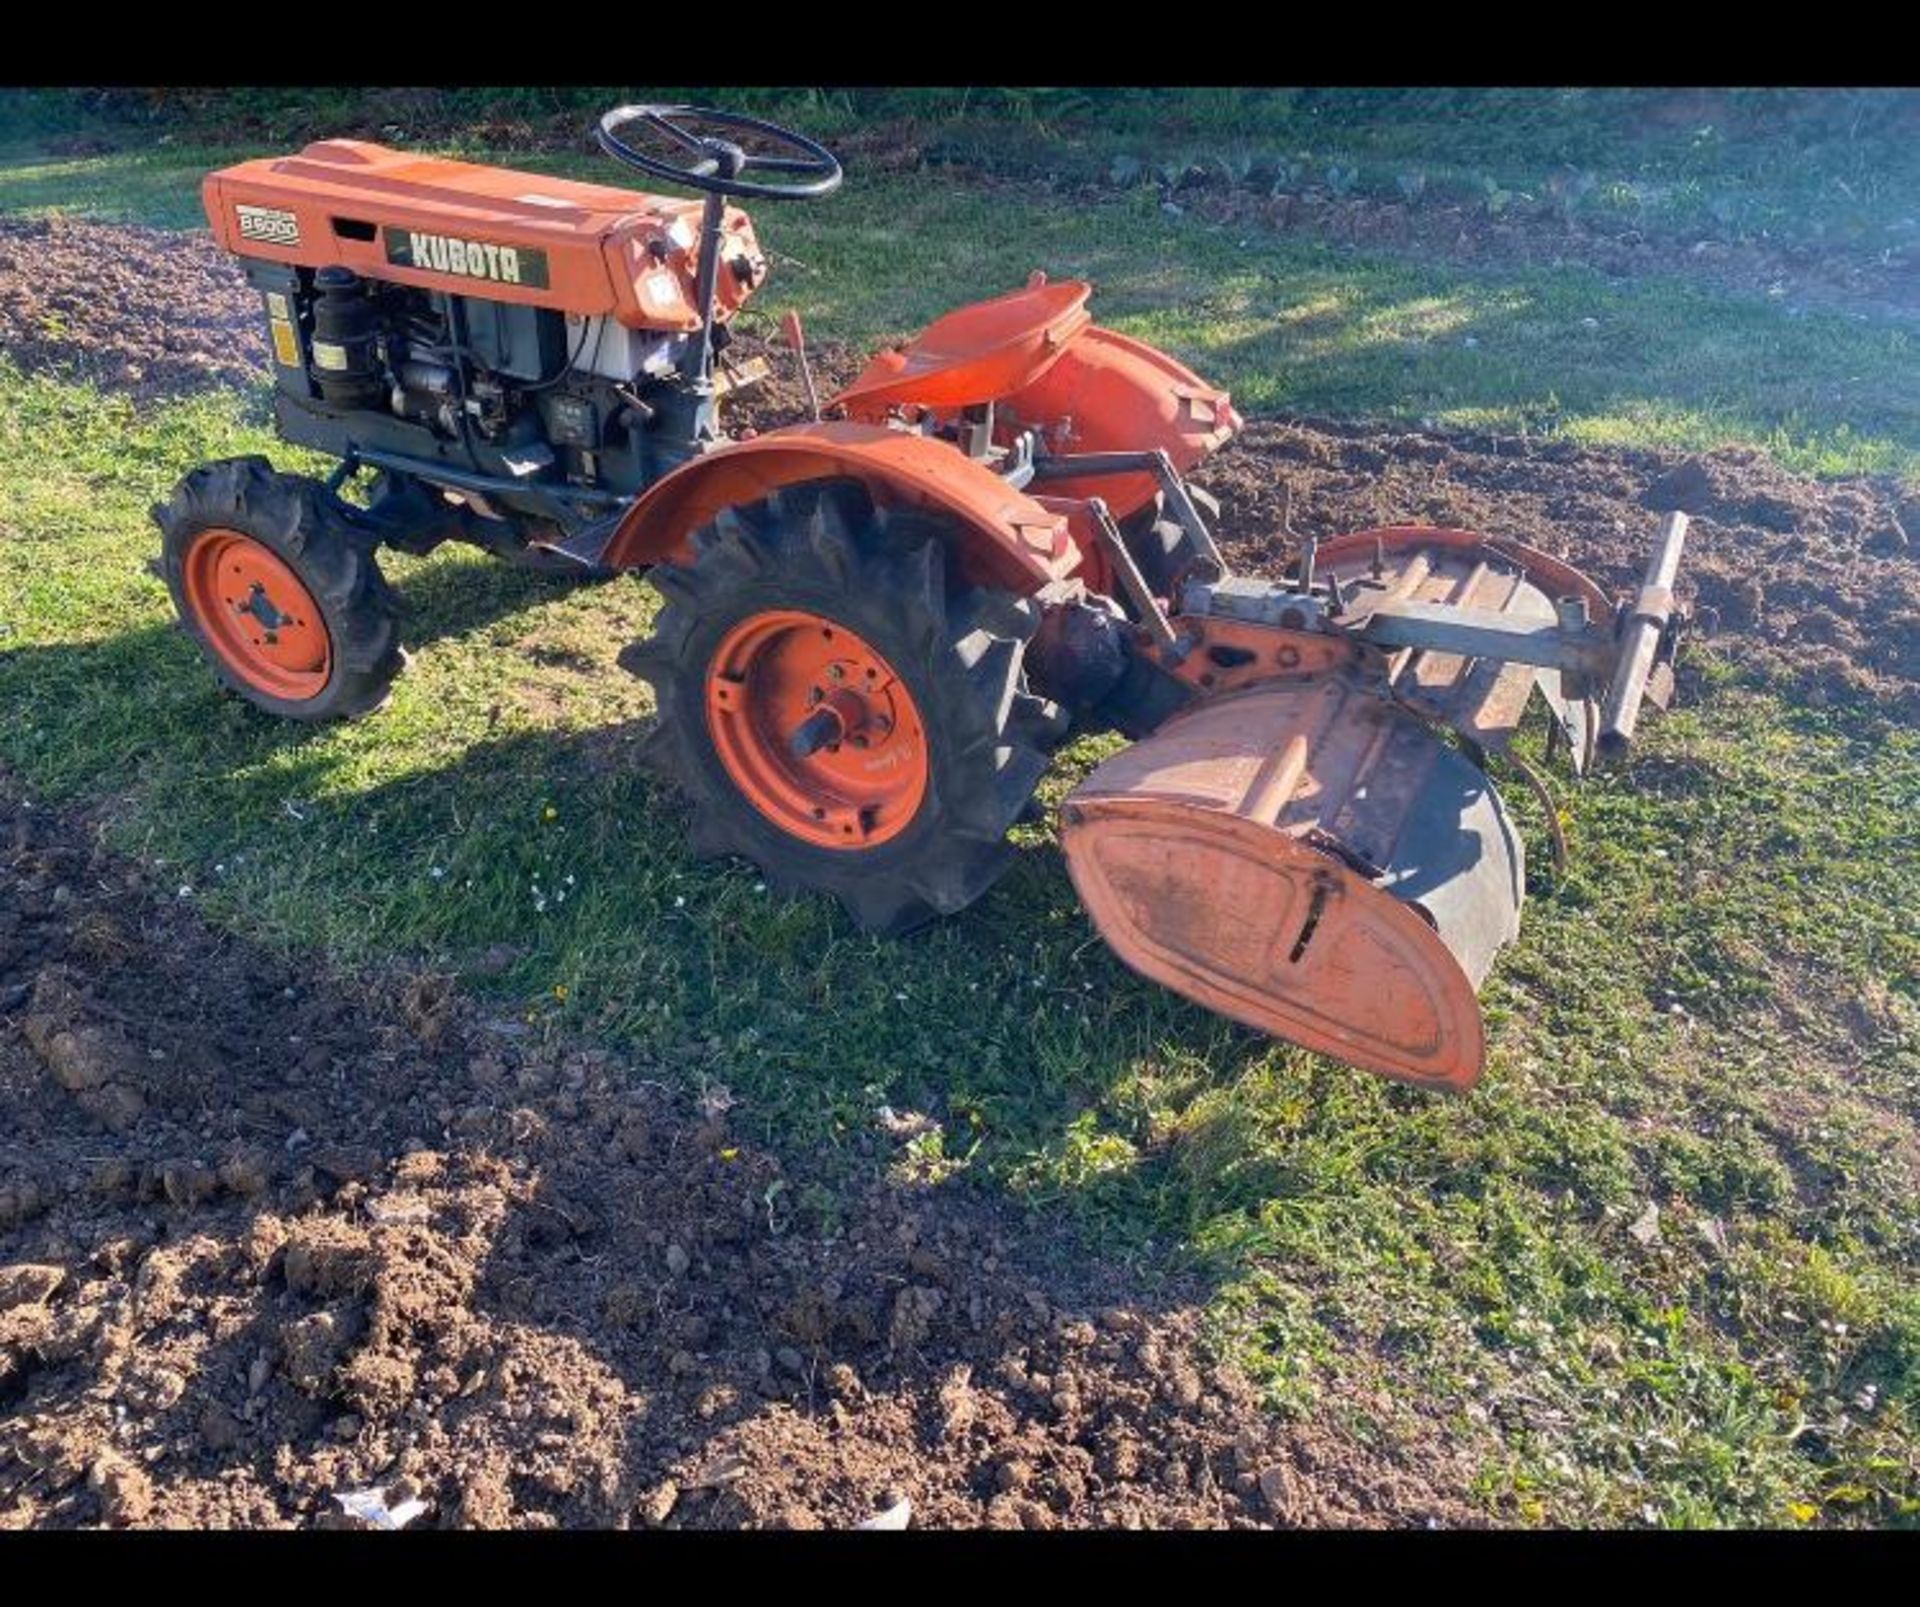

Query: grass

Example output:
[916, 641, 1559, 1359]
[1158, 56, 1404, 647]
[13, 88, 1916, 256]
[1, 102, 1917, 1527]
[4, 139, 1916, 484]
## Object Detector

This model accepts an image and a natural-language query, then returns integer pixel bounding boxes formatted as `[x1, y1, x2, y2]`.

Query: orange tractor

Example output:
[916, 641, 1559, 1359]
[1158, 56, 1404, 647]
[155, 103, 1689, 1091]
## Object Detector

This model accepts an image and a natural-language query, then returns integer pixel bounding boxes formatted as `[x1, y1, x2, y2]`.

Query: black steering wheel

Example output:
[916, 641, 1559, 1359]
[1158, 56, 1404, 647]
[597, 104, 843, 202]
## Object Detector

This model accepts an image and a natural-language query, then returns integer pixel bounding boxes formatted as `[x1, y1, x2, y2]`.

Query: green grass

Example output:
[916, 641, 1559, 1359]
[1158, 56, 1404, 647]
[0, 141, 237, 229]
[1, 116, 1917, 1527]
[4, 140, 1916, 483]
[12, 87, 1916, 256]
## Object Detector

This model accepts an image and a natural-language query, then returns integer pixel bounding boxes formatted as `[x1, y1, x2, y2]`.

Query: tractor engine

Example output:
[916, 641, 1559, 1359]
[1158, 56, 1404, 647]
[265, 260, 702, 496]
[205, 138, 769, 537]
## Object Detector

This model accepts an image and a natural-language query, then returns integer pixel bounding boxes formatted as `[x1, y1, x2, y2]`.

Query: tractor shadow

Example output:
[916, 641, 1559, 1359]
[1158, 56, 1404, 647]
[0, 552, 647, 809]
[4, 578, 1459, 1261]
[377, 544, 642, 653]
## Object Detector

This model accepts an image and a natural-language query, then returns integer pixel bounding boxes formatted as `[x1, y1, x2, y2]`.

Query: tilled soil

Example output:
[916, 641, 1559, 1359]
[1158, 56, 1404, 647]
[0, 218, 267, 402]
[0, 784, 1481, 1530]
[1202, 417, 1920, 723]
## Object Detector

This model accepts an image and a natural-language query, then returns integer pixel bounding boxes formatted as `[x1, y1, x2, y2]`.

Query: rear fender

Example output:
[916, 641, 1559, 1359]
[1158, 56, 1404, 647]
[1005, 326, 1242, 521]
[599, 421, 1080, 594]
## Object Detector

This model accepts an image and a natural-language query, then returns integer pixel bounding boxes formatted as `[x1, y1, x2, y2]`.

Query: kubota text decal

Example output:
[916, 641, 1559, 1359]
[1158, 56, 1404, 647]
[382, 227, 550, 289]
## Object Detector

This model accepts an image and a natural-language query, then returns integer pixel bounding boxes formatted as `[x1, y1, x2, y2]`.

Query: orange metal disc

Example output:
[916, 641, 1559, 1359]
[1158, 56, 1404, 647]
[182, 528, 332, 700]
[705, 610, 928, 850]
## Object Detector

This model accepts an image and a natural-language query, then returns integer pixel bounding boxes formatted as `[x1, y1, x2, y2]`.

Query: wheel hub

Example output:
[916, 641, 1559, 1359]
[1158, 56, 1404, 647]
[238, 581, 293, 635]
[705, 610, 927, 849]
[181, 528, 332, 700]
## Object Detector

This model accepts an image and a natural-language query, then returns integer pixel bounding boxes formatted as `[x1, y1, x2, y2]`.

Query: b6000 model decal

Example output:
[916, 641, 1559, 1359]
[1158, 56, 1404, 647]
[235, 205, 300, 247]
[383, 227, 550, 289]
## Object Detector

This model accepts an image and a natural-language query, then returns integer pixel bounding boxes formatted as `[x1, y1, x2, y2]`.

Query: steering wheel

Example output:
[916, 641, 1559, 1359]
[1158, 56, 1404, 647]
[597, 104, 843, 202]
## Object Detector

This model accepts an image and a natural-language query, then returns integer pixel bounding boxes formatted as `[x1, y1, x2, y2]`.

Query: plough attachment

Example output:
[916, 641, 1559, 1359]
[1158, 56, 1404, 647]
[1061, 512, 1690, 1091]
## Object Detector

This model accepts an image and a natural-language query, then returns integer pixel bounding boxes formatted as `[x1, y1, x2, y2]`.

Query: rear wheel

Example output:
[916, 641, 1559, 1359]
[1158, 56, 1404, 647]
[155, 457, 402, 721]
[620, 480, 1065, 935]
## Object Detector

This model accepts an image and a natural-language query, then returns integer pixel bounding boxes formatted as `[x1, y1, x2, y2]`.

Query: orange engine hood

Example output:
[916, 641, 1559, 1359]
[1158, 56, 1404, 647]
[202, 140, 766, 333]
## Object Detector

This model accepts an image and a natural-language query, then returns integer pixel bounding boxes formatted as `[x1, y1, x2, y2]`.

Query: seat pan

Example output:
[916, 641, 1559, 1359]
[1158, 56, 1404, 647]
[831, 278, 1093, 415]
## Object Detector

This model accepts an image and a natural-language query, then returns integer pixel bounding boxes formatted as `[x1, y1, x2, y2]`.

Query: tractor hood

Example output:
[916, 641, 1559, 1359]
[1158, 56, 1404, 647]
[203, 140, 767, 334]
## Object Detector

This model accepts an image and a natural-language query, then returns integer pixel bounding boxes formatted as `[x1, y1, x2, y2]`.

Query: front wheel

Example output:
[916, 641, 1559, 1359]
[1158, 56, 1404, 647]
[619, 480, 1065, 935]
[154, 457, 402, 722]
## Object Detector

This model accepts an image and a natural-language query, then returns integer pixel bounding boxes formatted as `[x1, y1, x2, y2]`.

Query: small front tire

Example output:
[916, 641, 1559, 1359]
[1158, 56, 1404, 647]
[154, 456, 403, 722]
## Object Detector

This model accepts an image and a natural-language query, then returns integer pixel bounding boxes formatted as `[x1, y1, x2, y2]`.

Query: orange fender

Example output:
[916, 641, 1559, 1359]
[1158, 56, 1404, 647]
[830, 279, 1094, 418]
[599, 421, 1080, 593]
[1004, 326, 1242, 521]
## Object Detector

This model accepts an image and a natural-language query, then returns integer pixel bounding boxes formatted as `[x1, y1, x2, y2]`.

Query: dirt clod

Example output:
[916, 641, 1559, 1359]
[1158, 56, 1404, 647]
[0, 1264, 66, 1311]
[88, 1452, 154, 1525]
[0, 779, 1480, 1528]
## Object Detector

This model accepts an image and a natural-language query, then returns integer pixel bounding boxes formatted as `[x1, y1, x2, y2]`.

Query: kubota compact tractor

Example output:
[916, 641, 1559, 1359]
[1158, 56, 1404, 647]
[155, 103, 1690, 1091]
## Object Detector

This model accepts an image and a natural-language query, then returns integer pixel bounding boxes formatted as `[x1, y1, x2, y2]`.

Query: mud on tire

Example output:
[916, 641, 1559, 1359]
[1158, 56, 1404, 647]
[154, 456, 403, 722]
[620, 479, 1067, 936]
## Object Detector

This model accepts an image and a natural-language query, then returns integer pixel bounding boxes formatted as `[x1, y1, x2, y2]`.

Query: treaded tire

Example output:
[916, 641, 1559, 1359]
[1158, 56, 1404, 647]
[154, 455, 403, 722]
[620, 479, 1066, 936]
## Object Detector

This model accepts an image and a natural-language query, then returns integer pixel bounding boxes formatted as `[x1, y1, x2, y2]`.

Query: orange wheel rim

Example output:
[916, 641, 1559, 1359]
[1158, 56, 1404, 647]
[706, 610, 928, 850]
[182, 528, 332, 700]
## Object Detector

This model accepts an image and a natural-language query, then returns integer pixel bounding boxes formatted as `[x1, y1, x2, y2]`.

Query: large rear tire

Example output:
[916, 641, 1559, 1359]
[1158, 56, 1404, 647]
[620, 480, 1065, 935]
[154, 457, 402, 722]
